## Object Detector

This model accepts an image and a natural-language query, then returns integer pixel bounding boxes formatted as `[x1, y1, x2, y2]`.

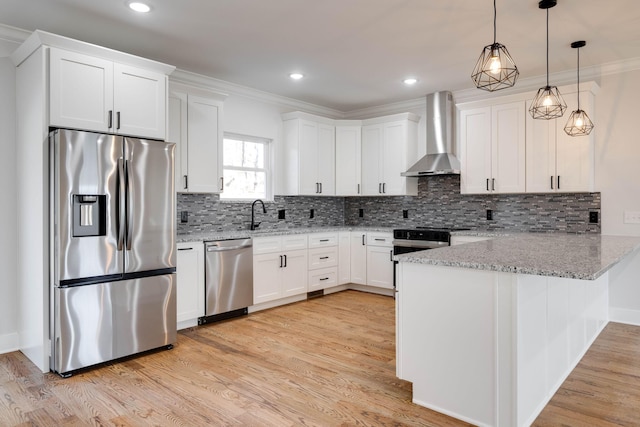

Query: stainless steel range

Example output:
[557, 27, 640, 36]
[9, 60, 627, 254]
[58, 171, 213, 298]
[392, 227, 469, 255]
[392, 227, 469, 292]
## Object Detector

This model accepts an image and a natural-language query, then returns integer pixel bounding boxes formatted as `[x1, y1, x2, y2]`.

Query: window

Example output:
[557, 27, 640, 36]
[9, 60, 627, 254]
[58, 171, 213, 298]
[220, 133, 271, 200]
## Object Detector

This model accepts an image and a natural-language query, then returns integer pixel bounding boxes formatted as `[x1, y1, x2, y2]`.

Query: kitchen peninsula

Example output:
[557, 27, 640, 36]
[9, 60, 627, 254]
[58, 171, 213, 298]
[395, 233, 640, 427]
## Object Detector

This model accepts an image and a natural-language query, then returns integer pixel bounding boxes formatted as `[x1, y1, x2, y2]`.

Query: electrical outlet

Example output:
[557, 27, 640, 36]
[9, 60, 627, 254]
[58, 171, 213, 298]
[278, 209, 286, 220]
[589, 211, 599, 224]
[180, 211, 188, 223]
[486, 209, 493, 221]
[403, 209, 409, 219]
[359, 208, 364, 218]
[623, 211, 640, 224]
[309, 208, 315, 219]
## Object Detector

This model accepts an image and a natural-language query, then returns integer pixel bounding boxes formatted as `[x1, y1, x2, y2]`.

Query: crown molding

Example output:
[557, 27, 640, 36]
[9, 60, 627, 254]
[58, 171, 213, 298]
[170, 68, 344, 119]
[0, 23, 30, 44]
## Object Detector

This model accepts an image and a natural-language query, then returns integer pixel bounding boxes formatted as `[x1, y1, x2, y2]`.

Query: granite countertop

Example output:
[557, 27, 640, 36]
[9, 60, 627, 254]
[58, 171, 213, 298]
[396, 233, 640, 280]
[177, 226, 394, 243]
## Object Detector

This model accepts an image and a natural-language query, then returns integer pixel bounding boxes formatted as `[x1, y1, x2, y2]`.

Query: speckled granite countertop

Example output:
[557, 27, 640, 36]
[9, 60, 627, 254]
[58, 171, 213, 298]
[177, 226, 394, 243]
[396, 234, 640, 280]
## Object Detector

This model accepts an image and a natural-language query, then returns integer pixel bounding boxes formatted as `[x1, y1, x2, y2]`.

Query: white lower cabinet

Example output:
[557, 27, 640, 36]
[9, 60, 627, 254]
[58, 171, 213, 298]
[176, 242, 205, 327]
[366, 232, 394, 289]
[307, 232, 338, 291]
[350, 232, 368, 285]
[338, 231, 351, 284]
[253, 235, 308, 304]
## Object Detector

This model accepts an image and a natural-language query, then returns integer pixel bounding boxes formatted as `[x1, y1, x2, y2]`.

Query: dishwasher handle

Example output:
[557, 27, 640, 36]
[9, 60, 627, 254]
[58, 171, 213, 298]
[207, 243, 252, 252]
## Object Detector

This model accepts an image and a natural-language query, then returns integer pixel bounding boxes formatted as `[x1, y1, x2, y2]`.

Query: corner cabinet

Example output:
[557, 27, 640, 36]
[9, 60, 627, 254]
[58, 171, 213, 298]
[335, 123, 362, 196]
[168, 83, 226, 193]
[361, 114, 419, 196]
[176, 242, 205, 328]
[525, 90, 595, 193]
[459, 101, 526, 194]
[281, 112, 335, 196]
[49, 47, 168, 140]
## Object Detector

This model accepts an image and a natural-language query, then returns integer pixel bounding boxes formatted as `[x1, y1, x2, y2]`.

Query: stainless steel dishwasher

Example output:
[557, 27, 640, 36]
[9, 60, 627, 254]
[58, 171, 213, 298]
[199, 238, 253, 324]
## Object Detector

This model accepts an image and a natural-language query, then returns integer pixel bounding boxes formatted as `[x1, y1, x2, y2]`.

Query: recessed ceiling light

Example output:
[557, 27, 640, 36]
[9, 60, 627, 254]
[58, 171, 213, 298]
[128, 2, 151, 13]
[403, 78, 418, 85]
[289, 73, 304, 80]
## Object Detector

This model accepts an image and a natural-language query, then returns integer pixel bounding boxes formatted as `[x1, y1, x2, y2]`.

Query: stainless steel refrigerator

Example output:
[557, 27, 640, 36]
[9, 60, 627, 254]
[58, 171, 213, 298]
[50, 129, 177, 377]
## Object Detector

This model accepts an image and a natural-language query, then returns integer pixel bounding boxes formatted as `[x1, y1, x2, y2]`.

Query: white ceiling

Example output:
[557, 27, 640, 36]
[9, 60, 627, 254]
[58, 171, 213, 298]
[1, 0, 639, 112]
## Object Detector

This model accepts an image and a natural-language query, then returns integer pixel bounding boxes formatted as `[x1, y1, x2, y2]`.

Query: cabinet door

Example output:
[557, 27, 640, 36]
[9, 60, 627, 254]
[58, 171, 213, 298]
[317, 123, 336, 195]
[176, 243, 204, 325]
[361, 124, 383, 195]
[381, 121, 407, 195]
[253, 253, 282, 304]
[186, 95, 222, 193]
[298, 120, 320, 195]
[335, 126, 362, 196]
[554, 93, 595, 192]
[282, 250, 308, 297]
[113, 63, 166, 139]
[459, 106, 492, 194]
[350, 232, 367, 285]
[338, 231, 351, 284]
[492, 101, 526, 193]
[525, 100, 557, 193]
[168, 91, 188, 192]
[49, 48, 113, 133]
[366, 245, 394, 289]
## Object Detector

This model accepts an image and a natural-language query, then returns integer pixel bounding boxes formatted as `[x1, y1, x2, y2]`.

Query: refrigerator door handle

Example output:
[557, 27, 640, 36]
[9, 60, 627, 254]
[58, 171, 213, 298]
[117, 157, 126, 251]
[125, 159, 133, 251]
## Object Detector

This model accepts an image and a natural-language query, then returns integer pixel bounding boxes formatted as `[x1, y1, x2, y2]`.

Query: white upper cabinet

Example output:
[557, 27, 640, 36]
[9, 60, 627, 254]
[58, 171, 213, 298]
[281, 113, 336, 196]
[526, 91, 595, 193]
[361, 114, 419, 196]
[335, 123, 362, 196]
[168, 83, 225, 193]
[50, 47, 167, 140]
[459, 101, 526, 194]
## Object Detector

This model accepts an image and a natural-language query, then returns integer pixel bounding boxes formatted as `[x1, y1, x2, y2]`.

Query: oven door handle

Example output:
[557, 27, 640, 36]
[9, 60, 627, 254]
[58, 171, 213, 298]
[392, 240, 450, 250]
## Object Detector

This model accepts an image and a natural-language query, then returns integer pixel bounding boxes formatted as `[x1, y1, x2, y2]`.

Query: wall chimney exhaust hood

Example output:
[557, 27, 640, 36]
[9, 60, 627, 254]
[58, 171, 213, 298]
[402, 91, 460, 176]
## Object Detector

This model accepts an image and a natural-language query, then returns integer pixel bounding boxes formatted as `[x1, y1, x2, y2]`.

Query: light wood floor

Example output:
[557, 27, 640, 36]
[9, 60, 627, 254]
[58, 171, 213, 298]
[0, 290, 639, 426]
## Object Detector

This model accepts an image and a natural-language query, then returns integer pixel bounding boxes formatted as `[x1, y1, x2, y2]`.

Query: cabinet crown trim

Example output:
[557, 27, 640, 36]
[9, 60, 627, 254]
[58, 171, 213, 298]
[11, 30, 175, 75]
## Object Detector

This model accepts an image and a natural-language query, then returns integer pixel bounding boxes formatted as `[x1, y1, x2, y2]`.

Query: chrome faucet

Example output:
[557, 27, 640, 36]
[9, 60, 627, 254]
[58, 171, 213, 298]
[250, 199, 267, 230]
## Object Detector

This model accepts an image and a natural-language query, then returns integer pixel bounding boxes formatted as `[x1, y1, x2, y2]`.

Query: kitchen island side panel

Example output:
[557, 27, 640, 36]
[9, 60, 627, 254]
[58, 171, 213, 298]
[397, 262, 609, 427]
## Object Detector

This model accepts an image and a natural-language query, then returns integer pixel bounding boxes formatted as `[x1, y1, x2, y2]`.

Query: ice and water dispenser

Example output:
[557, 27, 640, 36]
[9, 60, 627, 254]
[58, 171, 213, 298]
[72, 194, 107, 237]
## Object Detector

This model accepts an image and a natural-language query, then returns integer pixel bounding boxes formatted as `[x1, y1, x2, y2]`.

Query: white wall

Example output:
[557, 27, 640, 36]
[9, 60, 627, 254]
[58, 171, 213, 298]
[0, 43, 18, 352]
[595, 68, 640, 236]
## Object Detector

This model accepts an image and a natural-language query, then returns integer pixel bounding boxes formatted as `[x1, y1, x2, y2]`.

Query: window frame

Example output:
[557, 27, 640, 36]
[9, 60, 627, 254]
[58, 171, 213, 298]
[220, 132, 273, 201]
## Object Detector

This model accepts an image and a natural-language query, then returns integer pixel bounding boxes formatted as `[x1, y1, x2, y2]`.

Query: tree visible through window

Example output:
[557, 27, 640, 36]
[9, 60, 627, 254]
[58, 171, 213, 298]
[220, 134, 270, 200]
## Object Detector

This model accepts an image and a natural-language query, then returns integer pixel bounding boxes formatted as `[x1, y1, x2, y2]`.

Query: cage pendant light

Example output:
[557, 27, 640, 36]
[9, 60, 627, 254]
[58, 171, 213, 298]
[564, 41, 594, 136]
[471, 0, 519, 91]
[529, 0, 567, 120]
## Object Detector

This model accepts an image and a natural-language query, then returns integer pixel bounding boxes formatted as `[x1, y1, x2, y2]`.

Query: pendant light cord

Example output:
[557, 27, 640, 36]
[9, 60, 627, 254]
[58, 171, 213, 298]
[493, 0, 497, 44]
[577, 47, 581, 110]
[546, 8, 550, 87]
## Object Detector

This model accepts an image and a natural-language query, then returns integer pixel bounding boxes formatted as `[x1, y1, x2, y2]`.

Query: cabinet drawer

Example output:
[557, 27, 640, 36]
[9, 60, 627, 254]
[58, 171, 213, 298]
[253, 236, 282, 254]
[308, 267, 338, 291]
[308, 232, 338, 248]
[367, 232, 393, 247]
[282, 234, 308, 251]
[308, 246, 338, 269]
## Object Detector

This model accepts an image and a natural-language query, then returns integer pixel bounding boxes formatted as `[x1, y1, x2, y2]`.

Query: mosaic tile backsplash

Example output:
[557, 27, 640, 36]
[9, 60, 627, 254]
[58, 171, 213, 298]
[177, 175, 601, 234]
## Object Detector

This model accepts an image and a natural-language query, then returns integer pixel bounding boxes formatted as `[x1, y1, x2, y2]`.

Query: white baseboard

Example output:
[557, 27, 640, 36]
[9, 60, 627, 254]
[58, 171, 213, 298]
[0, 332, 19, 354]
[609, 307, 640, 326]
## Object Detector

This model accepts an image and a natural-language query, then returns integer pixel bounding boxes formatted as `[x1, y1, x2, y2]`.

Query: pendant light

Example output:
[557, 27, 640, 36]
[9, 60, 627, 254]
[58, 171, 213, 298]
[471, 0, 519, 91]
[564, 41, 594, 136]
[529, 0, 566, 120]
